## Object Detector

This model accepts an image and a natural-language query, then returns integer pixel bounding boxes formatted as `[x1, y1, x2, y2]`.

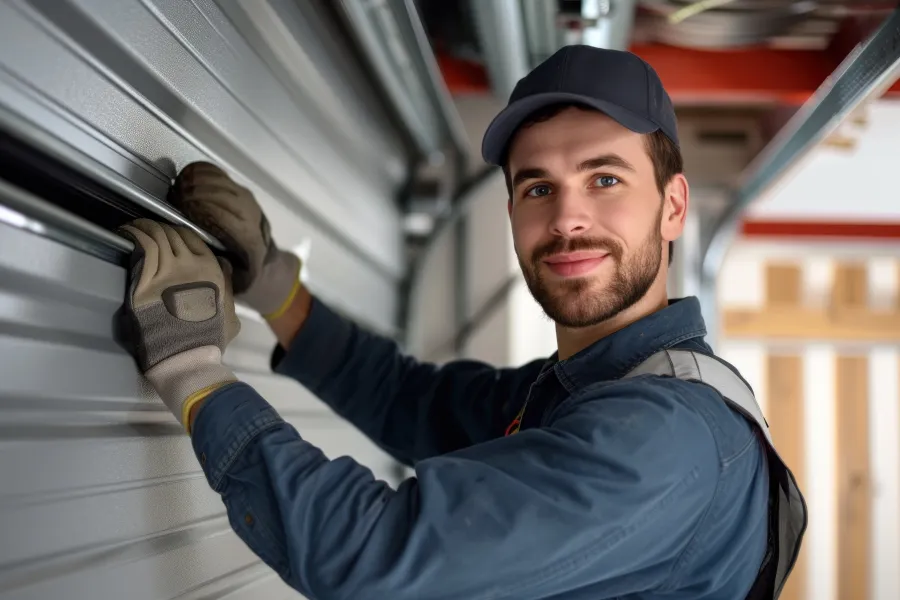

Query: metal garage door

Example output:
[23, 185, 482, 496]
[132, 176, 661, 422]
[0, 0, 427, 597]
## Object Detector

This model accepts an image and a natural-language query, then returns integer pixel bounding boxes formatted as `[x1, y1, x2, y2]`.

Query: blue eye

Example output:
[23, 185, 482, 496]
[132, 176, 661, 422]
[595, 175, 620, 187]
[526, 184, 552, 197]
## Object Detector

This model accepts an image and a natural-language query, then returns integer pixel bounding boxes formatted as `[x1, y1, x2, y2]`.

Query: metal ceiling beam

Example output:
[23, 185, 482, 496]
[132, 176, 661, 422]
[698, 7, 900, 344]
[468, 0, 530, 100]
[581, 0, 638, 51]
[334, 0, 470, 166]
[464, 0, 639, 99]
[520, 0, 562, 66]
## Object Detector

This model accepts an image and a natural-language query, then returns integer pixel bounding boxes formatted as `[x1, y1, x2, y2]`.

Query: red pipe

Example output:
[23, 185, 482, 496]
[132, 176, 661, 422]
[437, 43, 900, 103]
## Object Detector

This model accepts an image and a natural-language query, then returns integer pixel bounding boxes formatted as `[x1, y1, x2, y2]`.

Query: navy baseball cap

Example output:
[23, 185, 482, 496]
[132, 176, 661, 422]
[481, 45, 679, 166]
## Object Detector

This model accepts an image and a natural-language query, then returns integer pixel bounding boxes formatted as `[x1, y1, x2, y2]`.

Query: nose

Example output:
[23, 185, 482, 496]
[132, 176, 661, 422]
[549, 187, 592, 238]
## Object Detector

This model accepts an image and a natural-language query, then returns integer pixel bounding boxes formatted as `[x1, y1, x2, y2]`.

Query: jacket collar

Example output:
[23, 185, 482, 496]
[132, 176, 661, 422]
[542, 296, 708, 394]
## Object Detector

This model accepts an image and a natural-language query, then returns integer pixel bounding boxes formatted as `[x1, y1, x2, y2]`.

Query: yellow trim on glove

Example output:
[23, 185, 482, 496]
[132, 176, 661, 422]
[182, 380, 235, 435]
[262, 267, 302, 322]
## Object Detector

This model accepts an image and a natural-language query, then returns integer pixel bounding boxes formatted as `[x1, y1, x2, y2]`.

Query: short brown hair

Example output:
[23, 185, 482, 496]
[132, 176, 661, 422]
[500, 104, 683, 265]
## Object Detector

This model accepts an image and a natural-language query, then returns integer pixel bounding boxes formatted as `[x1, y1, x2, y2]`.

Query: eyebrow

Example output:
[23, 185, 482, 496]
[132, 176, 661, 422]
[577, 154, 636, 173]
[511, 153, 636, 190]
[511, 167, 548, 190]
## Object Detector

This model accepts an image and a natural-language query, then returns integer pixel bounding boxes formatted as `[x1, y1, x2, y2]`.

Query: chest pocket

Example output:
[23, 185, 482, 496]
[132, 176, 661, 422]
[624, 349, 807, 600]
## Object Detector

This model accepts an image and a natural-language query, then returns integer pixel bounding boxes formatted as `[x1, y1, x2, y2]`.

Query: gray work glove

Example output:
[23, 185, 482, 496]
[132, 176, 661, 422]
[119, 218, 241, 432]
[168, 161, 302, 320]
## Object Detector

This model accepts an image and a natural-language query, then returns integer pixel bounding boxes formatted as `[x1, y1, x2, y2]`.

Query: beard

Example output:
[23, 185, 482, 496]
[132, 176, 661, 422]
[518, 213, 663, 329]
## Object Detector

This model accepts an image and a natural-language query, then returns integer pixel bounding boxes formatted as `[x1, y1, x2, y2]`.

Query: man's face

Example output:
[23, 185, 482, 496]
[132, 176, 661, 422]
[507, 107, 677, 328]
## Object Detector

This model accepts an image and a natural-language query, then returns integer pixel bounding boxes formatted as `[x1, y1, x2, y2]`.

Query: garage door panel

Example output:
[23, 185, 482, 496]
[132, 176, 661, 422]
[0, 195, 399, 599]
[0, 0, 407, 331]
[1, 470, 224, 567]
[1, 525, 290, 600]
[0, 435, 205, 505]
[14, 0, 404, 238]
[0, 0, 414, 594]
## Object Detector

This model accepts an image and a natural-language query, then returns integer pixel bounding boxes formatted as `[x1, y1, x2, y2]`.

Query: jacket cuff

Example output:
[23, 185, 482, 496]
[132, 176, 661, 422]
[190, 382, 283, 491]
[269, 296, 354, 390]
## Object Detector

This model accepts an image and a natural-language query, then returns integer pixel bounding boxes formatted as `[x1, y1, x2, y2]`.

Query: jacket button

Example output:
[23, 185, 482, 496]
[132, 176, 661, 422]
[200, 453, 206, 466]
[245, 513, 254, 526]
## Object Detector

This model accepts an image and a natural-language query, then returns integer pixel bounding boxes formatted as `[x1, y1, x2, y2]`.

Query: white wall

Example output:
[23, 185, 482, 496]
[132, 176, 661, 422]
[718, 239, 900, 600]
[746, 101, 900, 223]
[508, 279, 557, 365]
[406, 217, 457, 362]
[464, 173, 513, 326]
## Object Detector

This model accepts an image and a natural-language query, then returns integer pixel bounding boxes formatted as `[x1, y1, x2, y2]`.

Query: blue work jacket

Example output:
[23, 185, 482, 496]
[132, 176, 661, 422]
[191, 296, 769, 599]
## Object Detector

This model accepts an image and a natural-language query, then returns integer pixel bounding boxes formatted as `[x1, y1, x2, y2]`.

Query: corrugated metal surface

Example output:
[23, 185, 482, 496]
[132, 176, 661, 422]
[0, 217, 402, 599]
[0, 0, 411, 333]
[0, 0, 410, 597]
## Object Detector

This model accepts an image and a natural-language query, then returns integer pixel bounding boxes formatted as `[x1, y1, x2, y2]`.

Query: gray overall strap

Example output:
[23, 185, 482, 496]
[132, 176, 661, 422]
[625, 349, 774, 444]
[624, 349, 807, 599]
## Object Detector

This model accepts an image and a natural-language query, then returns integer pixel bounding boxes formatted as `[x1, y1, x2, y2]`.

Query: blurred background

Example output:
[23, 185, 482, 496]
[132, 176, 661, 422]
[0, 1, 898, 599]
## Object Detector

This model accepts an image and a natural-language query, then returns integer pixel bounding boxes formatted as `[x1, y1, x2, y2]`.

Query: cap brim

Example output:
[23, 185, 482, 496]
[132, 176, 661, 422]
[481, 92, 660, 165]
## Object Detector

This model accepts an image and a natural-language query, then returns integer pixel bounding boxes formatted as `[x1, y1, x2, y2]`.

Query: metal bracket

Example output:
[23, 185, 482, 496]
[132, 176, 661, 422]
[698, 7, 900, 345]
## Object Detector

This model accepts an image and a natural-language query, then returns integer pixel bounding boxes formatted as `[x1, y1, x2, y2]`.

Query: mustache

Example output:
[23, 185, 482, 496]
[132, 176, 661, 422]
[531, 236, 623, 263]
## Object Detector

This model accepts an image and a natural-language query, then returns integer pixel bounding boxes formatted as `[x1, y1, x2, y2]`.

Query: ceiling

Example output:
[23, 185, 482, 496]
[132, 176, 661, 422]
[418, 0, 898, 101]
[414, 0, 900, 187]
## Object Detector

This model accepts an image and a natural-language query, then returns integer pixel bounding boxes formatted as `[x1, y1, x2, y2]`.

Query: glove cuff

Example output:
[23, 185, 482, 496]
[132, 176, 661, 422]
[144, 345, 237, 432]
[239, 249, 302, 320]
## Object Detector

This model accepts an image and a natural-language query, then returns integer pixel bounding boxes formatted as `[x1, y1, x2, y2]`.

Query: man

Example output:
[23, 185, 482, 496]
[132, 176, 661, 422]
[119, 46, 802, 599]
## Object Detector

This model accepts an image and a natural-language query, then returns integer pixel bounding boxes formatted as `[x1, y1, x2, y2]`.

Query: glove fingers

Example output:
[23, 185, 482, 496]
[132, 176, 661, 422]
[119, 223, 159, 281]
[171, 162, 237, 203]
[180, 188, 244, 220]
[197, 204, 248, 237]
[178, 161, 232, 181]
[176, 225, 213, 258]
[174, 164, 240, 197]
[217, 257, 242, 344]
[175, 180, 240, 201]
[172, 184, 248, 232]
[168, 208, 253, 294]
[130, 219, 175, 275]
[133, 220, 188, 283]
[178, 172, 238, 191]
[176, 201, 251, 252]
[167, 161, 267, 299]
[218, 256, 233, 280]
[161, 222, 191, 257]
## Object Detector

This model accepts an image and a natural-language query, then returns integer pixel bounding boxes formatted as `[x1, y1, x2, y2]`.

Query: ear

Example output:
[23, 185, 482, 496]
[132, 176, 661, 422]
[660, 173, 689, 243]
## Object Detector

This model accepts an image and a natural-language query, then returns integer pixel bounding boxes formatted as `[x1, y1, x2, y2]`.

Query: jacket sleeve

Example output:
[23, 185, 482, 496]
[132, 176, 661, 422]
[270, 296, 544, 464]
[191, 379, 721, 600]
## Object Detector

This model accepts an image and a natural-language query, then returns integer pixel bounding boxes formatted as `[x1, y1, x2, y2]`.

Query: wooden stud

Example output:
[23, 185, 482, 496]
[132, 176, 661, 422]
[833, 262, 872, 600]
[762, 262, 806, 600]
[766, 263, 803, 307]
[722, 306, 900, 341]
[896, 261, 900, 311]
[724, 260, 900, 341]
[831, 262, 869, 311]
[835, 354, 871, 600]
[767, 354, 805, 600]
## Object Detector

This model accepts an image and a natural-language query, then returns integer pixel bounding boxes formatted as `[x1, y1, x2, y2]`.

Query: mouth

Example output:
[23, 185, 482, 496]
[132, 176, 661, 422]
[542, 251, 609, 278]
